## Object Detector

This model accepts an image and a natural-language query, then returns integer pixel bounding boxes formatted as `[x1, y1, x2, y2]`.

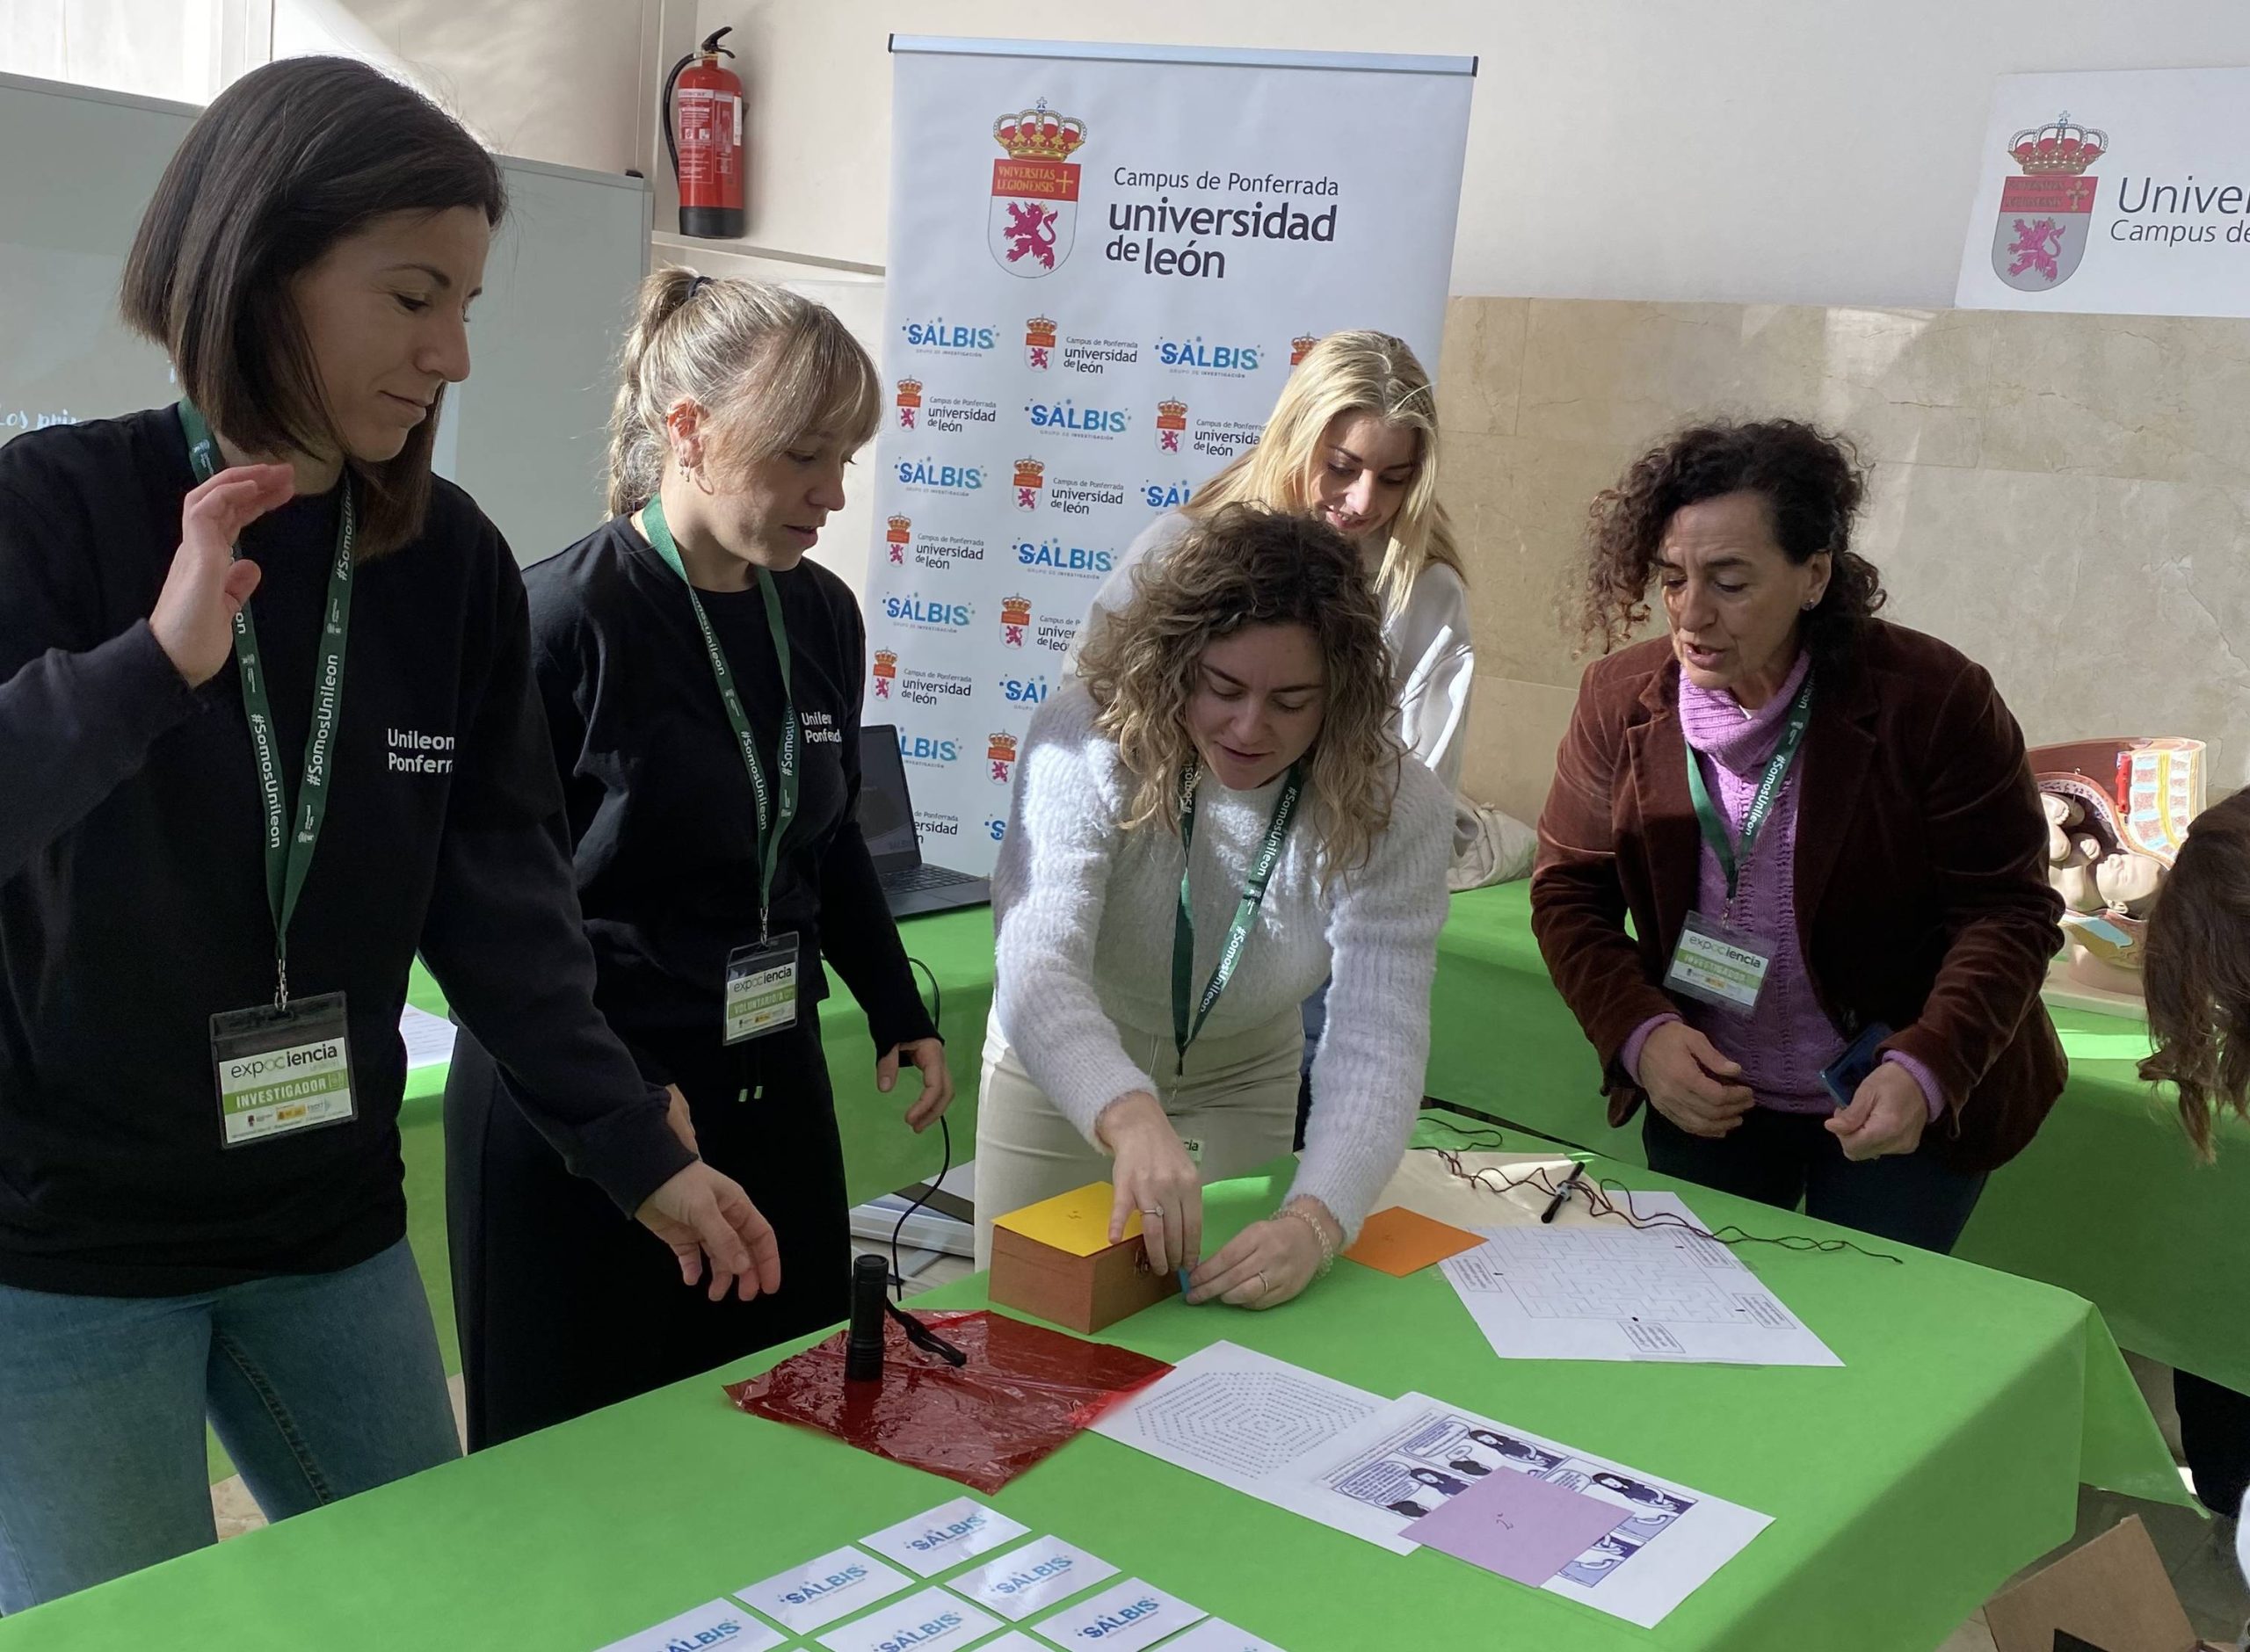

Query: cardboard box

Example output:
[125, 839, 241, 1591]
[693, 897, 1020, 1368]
[987, 1182, 1176, 1335]
[1984, 1517, 2234, 1652]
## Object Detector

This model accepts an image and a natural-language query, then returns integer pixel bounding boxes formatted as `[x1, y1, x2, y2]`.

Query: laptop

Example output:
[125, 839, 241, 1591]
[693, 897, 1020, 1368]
[858, 726, 993, 919]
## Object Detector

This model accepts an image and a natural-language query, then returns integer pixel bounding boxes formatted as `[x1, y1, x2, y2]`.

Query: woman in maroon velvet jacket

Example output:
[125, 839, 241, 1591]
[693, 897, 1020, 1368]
[1530, 421, 2064, 1252]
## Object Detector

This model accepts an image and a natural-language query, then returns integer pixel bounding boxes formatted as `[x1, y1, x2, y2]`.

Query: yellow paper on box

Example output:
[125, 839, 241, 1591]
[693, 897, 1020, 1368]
[991, 1181, 1141, 1257]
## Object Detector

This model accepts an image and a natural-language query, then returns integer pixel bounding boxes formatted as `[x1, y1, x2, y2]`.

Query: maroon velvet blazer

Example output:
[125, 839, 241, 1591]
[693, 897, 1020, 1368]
[1529, 620, 2066, 1174]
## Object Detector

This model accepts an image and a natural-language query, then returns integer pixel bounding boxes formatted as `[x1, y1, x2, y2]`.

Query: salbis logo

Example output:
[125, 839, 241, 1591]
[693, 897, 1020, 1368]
[991, 101, 1086, 278]
[985, 815, 1009, 843]
[872, 648, 899, 700]
[1013, 457, 1045, 511]
[900, 315, 998, 352]
[998, 672, 1051, 706]
[1000, 594, 1034, 648]
[1025, 315, 1058, 370]
[896, 729, 962, 766]
[883, 593, 974, 630]
[886, 514, 912, 566]
[1155, 398, 1187, 454]
[1026, 397, 1129, 435]
[895, 378, 924, 430]
[1155, 334, 1261, 373]
[1141, 478, 1194, 511]
[1992, 112, 2107, 291]
[1015, 537, 1113, 576]
[988, 732, 1020, 785]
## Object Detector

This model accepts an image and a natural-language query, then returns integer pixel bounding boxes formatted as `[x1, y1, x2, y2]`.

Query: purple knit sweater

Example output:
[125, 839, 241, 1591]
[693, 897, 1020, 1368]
[1623, 653, 1942, 1119]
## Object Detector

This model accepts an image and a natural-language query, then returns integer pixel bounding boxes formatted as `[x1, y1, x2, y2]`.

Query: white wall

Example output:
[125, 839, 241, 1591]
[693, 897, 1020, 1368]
[702, 0, 2250, 308]
[273, 0, 654, 175]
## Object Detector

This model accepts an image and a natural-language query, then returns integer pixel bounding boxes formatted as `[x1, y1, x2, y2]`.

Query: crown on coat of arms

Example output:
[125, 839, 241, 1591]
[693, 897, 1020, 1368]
[2008, 113, 2107, 175]
[994, 104, 1087, 161]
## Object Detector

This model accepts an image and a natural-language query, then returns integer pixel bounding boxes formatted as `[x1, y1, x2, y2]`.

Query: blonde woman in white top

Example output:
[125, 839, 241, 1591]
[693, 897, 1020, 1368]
[1073, 330, 1474, 849]
[978, 505, 1451, 1310]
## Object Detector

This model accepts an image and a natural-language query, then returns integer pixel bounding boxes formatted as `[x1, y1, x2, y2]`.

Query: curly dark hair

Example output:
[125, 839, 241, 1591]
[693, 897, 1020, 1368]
[2140, 788, 2250, 1160]
[1075, 502, 1400, 880]
[1574, 419, 1886, 665]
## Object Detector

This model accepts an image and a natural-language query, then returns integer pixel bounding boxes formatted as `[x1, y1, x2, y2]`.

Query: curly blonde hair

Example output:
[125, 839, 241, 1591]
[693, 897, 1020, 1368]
[1076, 503, 1402, 880]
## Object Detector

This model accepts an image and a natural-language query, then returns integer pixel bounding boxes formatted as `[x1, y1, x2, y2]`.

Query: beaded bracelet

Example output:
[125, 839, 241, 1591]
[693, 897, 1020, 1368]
[1278, 1201, 1338, 1278]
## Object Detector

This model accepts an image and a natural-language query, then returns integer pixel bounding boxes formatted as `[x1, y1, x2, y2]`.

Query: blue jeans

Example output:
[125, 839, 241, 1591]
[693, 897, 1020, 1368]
[0, 1239, 459, 1614]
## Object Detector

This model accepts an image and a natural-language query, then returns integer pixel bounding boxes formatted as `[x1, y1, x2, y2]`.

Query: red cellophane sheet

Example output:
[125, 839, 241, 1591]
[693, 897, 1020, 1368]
[723, 1309, 1171, 1494]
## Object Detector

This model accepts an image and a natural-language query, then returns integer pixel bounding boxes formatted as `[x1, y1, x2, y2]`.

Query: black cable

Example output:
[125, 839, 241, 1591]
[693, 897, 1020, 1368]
[1422, 1146, 1903, 1264]
[1418, 1114, 1510, 1151]
[887, 956, 948, 1301]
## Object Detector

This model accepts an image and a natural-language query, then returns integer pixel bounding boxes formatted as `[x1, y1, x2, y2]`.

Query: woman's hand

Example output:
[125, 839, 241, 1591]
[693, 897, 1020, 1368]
[1096, 1091, 1201, 1272]
[635, 1162, 783, 1303]
[150, 463, 295, 686]
[1638, 1021, 1754, 1138]
[877, 1038, 954, 1132]
[1187, 1199, 1337, 1308]
[1826, 1061, 1928, 1161]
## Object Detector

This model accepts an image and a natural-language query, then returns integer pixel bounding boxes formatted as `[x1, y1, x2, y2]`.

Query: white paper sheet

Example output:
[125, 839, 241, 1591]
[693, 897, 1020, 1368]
[1438, 1193, 1842, 1366]
[733, 1543, 911, 1634]
[1289, 1392, 1770, 1628]
[397, 1003, 455, 1070]
[1088, 1343, 1393, 1544]
[595, 1599, 785, 1652]
[945, 1535, 1117, 1621]
[815, 1585, 1001, 1652]
[860, 1496, 1030, 1577]
[1161, 1622, 1290, 1652]
[1030, 1579, 1206, 1652]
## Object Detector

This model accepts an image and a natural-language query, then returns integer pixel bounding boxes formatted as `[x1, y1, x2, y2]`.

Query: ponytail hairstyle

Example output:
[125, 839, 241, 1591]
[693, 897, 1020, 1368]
[606, 269, 881, 517]
[2140, 788, 2250, 1159]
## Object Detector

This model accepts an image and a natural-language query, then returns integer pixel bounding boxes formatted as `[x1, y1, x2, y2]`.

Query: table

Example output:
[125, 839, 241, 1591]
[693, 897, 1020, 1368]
[16, 1141, 2181, 1652]
[1425, 883, 2250, 1395]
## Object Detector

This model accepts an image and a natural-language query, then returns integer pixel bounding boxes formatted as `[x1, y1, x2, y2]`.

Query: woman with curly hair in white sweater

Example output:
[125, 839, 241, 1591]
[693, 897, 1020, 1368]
[976, 504, 1451, 1310]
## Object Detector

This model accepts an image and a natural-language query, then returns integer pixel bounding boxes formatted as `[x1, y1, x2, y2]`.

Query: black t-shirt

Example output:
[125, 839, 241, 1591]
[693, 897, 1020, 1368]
[0, 409, 689, 1295]
[525, 518, 933, 1077]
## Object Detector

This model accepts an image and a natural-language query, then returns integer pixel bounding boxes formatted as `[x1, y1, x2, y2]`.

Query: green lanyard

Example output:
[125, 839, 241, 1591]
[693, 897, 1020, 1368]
[641, 495, 798, 942]
[178, 400, 355, 1010]
[1172, 759, 1304, 1072]
[1685, 673, 1814, 908]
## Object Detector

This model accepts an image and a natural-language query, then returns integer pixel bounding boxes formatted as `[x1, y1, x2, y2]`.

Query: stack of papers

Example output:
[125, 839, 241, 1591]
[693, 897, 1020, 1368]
[1092, 1342, 1770, 1628]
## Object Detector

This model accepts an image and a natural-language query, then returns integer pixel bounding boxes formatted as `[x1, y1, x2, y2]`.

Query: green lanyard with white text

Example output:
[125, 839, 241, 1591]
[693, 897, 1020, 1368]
[642, 494, 799, 941]
[178, 400, 355, 1010]
[1685, 673, 1813, 909]
[1172, 758, 1304, 1073]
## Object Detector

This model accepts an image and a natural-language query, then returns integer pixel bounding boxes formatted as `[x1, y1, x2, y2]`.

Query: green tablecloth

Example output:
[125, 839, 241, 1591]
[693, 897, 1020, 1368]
[1424, 883, 2250, 1395]
[12, 1146, 2180, 1652]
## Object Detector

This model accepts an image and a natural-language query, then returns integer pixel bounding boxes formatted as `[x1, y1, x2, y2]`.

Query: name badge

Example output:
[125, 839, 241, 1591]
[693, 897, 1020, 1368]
[725, 931, 799, 1044]
[210, 991, 357, 1147]
[1663, 911, 1775, 1015]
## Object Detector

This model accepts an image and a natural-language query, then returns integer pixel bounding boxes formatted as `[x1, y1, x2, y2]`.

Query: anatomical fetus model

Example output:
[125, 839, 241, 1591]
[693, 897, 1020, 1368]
[2033, 737, 2206, 997]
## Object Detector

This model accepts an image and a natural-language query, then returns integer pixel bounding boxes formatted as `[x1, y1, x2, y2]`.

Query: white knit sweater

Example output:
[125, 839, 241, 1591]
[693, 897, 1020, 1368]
[990, 682, 1452, 1238]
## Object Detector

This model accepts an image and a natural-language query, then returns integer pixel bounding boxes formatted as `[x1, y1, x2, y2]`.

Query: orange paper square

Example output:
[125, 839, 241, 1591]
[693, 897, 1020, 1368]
[1342, 1206, 1486, 1277]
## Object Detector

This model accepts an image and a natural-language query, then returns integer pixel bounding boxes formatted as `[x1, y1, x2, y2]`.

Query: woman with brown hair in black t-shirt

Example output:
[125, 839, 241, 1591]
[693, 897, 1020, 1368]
[444, 271, 952, 1448]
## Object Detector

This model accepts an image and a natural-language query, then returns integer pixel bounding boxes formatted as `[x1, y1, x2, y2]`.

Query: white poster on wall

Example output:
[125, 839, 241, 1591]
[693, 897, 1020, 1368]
[1956, 67, 2250, 317]
[865, 37, 1474, 874]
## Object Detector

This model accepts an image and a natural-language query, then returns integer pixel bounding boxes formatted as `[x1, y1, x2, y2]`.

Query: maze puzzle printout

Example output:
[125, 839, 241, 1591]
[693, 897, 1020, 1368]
[1438, 1193, 1842, 1366]
[1090, 1343, 1418, 1550]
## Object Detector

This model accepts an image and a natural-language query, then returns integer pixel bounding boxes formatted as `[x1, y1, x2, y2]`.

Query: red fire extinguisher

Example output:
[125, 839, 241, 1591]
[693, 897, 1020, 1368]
[664, 26, 744, 239]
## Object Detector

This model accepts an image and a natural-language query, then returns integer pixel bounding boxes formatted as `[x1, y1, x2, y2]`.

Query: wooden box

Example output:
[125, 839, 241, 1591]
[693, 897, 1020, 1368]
[987, 1182, 1176, 1335]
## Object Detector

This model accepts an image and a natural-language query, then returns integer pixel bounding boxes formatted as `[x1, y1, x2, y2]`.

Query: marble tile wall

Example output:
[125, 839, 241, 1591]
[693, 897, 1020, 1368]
[1436, 297, 2250, 828]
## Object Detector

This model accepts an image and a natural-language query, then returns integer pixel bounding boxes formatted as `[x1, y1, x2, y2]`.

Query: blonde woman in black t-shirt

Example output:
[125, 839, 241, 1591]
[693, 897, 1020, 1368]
[444, 272, 953, 1447]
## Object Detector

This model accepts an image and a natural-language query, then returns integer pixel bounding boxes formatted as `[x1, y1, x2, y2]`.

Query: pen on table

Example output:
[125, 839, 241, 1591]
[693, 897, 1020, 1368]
[1541, 1161, 1586, 1224]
